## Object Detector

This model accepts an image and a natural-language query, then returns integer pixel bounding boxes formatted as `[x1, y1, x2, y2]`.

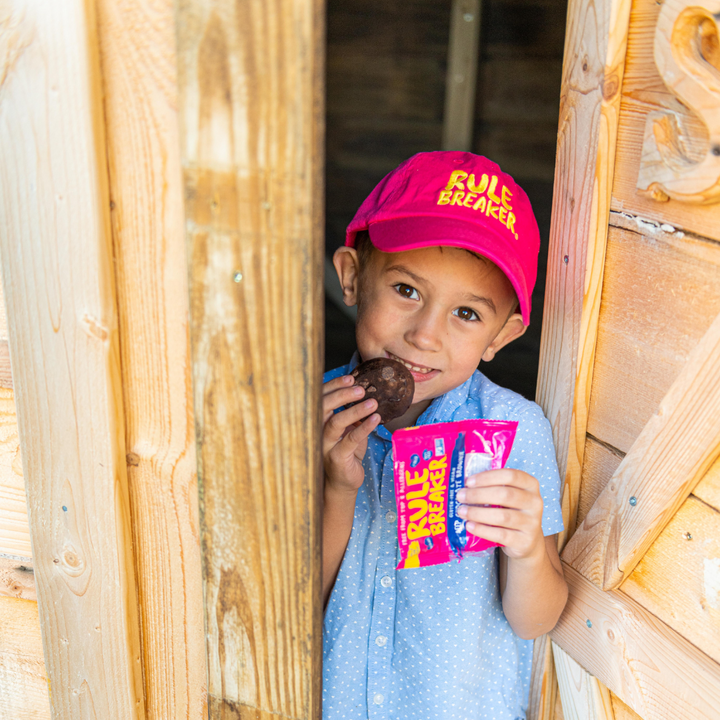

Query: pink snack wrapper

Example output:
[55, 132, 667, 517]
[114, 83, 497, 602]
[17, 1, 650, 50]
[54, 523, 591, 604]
[393, 419, 517, 569]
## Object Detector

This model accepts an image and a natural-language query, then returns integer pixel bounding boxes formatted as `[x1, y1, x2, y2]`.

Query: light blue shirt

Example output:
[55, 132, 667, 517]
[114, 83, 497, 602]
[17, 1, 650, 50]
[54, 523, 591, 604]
[323, 359, 564, 720]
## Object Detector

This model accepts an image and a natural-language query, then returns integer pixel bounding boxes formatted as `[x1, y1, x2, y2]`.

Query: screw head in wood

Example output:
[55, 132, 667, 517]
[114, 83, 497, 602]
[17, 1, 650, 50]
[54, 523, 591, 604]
[629, 496, 638, 506]
[563, 255, 569, 264]
[684, 531, 692, 540]
[463, 13, 474, 21]
[233, 271, 243, 283]
[586, 619, 592, 628]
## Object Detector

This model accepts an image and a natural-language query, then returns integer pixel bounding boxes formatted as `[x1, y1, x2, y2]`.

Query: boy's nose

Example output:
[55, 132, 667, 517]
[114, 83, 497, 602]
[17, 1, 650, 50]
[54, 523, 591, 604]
[404, 309, 443, 352]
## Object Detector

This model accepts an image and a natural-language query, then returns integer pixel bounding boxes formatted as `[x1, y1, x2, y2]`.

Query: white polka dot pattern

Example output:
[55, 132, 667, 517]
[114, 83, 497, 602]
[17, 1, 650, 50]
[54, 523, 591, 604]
[322, 358, 564, 720]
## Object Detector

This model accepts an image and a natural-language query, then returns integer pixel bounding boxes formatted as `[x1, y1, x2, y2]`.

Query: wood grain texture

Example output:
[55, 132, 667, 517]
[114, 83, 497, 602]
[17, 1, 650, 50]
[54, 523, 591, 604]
[563, 310, 720, 590]
[0, 341, 12, 389]
[531, 0, 632, 713]
[610, 0, 720, 239]
[442, 0, 481, 151]
[95, 1, 207, 717]
[0, 556, 35, 600]
[552, 642, 615, 720]
[551, 564, 720, 720]
[0, 1, 145, 717]
[0, 387, 30, 559]
[610, 693, 643, 720]
[694, 454, 720, 512]
[588, 216, 720, 454]
[577, 436, 623, 528]
[619, 494, 720, 665]
[175, 0, 325, 716]
[528, 633, 560, 720]
[0, 597, 50, 719]
[535, 0, 632, 548]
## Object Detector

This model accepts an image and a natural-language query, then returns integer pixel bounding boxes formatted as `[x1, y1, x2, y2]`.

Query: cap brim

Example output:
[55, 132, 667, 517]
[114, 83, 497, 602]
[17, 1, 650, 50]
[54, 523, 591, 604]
[367, 216, 531, 324]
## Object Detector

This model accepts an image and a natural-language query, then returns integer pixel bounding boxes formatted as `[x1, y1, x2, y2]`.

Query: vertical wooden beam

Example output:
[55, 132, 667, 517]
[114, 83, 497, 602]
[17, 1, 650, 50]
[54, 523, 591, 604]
[0, 1, 145, 718]
[442, 0, 481, 151]
[552, 643, 615, 720]
[0, 597, 50, 719]
[530, 0, 633, 714]
[175, 0, 325, 717]
[95, 1, 207, 717]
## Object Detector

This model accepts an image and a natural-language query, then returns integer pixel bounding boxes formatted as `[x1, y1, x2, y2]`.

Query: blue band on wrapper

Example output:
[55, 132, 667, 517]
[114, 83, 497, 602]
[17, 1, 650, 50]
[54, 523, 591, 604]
[446, 432, 467, 558]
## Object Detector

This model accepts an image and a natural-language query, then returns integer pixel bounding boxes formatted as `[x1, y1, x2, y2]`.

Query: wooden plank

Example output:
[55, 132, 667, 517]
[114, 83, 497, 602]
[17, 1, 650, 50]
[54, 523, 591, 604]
[694, 454, 720, 513]
[620, 494, 720, 665]
[531, 0, 632, 712]
[0, 1, 145, 717]
[95, 1, 206, 717]
[175, 0, 324, 716]
[0, 341, 12, 389]
[528, 634, 560, 720]
[552, 642, 615, 720]
[577, 436, 623, 528]
[0, 557, 35, 600]
[551, 564, 720, 720]
[442, 0, 481, 151]
[610, 693, 643, 720]
[0, 387, 30, 559]
[588, 216, 720, 454]
[563, 310, 720, 590]
[0, 597, 50, 719]
[535, 0, 632, 548]
[610, 0, 720, 241]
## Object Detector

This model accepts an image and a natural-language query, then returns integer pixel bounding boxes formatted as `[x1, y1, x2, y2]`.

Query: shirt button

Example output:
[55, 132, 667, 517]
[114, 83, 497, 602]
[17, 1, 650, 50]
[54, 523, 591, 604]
[380, 575, 392, 588]
[375, 634, 387, 647]
[373, 693, 384, 705]
[385, 511, 397, 523]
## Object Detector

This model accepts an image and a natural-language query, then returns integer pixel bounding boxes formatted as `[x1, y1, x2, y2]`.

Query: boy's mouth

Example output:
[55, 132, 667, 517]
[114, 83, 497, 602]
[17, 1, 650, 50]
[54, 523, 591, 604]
[387, 352, 438, 380]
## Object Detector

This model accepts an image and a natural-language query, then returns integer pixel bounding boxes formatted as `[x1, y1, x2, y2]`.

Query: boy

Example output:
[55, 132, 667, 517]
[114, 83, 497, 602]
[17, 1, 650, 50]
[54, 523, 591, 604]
[322, 152, 568, 720]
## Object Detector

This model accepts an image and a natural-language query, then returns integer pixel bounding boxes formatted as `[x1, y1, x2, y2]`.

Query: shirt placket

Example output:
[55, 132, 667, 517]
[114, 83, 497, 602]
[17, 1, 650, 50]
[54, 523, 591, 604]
[366, 441, 398, 718]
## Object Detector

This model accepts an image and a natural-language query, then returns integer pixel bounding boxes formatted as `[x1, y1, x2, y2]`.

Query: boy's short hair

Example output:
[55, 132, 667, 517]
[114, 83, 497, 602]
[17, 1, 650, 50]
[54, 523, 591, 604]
[345, 152, 540, 325]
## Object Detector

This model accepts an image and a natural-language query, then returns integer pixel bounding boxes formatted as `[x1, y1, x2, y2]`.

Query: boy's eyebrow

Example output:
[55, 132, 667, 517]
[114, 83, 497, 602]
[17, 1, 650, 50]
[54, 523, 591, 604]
[385, 264, 498, 315]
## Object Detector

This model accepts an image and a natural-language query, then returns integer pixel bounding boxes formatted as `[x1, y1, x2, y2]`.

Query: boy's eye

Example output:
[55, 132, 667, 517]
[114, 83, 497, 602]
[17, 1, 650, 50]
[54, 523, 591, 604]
[394, 283, 419, 300]
[453, 307, 480, 322]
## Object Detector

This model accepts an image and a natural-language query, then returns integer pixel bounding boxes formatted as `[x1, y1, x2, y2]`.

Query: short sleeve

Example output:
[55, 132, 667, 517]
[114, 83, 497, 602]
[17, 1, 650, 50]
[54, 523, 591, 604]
[505, 404, 564, 536]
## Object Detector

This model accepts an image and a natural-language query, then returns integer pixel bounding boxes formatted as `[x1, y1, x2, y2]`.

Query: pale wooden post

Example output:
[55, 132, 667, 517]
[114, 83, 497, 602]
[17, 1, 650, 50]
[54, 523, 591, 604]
[174, 0, 325, 717]
[442, 0, 481, 151]
[529, 0, 633, 713]
[95, 1, 207, 717]
[0, 0, 145, 717]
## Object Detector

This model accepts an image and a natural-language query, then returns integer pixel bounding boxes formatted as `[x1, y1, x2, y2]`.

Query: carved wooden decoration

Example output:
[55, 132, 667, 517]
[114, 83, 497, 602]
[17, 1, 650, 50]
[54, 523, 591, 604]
[636, 0, 720, 203]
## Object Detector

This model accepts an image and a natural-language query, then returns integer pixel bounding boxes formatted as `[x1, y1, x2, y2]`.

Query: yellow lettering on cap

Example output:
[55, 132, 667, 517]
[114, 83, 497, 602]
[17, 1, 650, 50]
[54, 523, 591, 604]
[501, 185, 513, 210]
[467, 173, 489, 194]
[437, 190, 452, 205]
[445, 170, 468, 191]
[499, 207, 507, 223]
[450, 190, 465, 206]
[488, 175, 502, 203]
[507, 212, 516, 234]
[463, 192, 478, 207]
[473, 196, 486, 212]
[486, 199, 499, 220]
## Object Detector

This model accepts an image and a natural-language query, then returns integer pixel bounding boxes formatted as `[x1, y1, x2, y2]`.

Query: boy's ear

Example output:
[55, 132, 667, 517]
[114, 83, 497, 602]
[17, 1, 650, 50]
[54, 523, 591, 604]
[333, 247, 361, 307]
[481, 313, 527, 362]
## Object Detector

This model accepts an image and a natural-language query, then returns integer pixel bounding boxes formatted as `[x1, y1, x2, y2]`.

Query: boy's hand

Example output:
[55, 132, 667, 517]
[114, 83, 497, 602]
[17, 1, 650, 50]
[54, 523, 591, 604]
[322, 375, 381, 495]
[456, 469, 545, 562]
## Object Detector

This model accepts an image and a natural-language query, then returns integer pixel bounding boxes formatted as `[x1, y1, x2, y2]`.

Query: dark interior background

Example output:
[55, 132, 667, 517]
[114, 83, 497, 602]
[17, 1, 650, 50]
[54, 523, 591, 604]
[323, 0, 568, 401]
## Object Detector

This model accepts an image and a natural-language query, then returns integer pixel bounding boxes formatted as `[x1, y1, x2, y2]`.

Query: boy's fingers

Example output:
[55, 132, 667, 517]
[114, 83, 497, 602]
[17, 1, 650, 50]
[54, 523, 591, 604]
[322, 374, 355, 396]
[338, 413, 381, 449]
[457, 485, 542, 514]
[465, 468, 537, 491]
[458, 504, 527, 530]
[323, 399, 378, 447]
[322, 384, 366, 423]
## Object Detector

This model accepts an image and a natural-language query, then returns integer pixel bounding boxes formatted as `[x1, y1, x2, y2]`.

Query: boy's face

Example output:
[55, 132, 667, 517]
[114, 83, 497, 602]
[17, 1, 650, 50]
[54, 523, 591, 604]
[335, 244, 526, 419]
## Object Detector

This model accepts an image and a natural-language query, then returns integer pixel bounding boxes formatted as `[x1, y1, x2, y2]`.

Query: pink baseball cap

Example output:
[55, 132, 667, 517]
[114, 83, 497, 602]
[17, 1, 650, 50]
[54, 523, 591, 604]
[346, 151, 541, 324]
